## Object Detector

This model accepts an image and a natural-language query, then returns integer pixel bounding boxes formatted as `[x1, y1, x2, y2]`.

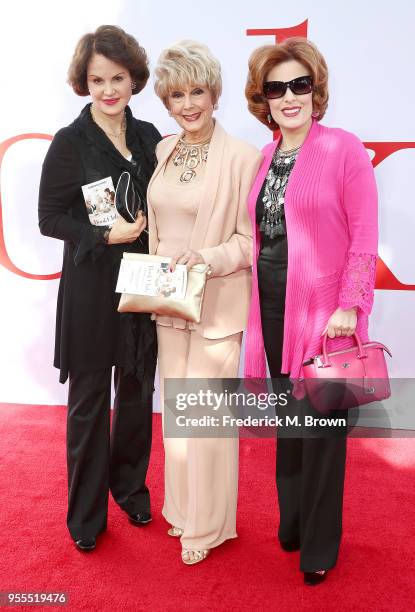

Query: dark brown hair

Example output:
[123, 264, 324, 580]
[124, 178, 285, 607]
[67, 25, 149, 96]
[245, 37, 329, 131]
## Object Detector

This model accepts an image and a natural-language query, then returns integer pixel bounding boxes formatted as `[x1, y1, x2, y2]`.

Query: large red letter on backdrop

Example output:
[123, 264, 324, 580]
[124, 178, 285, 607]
[247, 19, 308, 42]
[0, 133, 60, 280]
[366, 142, 415, 290]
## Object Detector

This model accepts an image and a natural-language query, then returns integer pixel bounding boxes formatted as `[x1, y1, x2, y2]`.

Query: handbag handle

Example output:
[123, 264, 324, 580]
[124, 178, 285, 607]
[321, 332, 367, 367]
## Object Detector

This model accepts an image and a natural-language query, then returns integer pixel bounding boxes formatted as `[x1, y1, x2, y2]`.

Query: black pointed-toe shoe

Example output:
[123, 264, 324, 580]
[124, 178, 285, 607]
[303, 570, 328, 586]
[75, 537, 96, 552]
[127, 511, 152, 526]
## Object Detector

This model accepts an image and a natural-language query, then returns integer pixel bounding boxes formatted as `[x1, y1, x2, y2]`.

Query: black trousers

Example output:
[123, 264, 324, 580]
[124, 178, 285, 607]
[66, 367, 153, 540]
[258, 237, 347, 572]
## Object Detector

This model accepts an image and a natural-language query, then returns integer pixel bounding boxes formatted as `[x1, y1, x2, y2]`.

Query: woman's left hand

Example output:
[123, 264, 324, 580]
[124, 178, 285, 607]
[170, 249, 205, 272]
[322, 307, 358, 338]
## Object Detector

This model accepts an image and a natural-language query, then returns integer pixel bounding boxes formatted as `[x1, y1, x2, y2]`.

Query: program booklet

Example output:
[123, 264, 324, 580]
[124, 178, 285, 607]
[81, 176, 118, 227]
[115, 259, 188, 300]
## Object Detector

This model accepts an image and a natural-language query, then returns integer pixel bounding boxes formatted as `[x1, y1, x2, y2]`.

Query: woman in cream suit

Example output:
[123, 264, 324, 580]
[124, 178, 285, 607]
[147, 40, 262, 564]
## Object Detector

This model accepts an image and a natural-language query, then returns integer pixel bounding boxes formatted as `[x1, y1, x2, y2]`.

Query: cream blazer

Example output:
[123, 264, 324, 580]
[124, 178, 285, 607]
[147, 121, 263, 339]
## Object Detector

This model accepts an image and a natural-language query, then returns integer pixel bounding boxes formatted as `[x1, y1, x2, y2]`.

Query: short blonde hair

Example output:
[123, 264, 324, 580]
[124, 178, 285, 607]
[154, 40, 222, 107]
[245, 37, 329, 131]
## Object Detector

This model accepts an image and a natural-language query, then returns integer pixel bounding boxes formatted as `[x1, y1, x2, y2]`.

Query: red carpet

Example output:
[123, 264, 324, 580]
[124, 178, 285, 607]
[0, 403, 414, 611]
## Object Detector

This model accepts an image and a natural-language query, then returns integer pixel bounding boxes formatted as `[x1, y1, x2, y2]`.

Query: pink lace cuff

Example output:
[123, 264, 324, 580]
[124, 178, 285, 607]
[338, 252, 377, 315]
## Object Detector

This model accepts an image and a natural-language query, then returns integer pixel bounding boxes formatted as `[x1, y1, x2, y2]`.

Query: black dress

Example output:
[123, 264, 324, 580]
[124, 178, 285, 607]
[256, 147, 347, 573]
[38, 104, 161, 540]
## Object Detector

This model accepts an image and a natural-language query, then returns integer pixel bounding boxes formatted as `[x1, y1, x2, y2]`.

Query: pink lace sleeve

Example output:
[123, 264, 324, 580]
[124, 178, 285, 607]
[338, 252, 377, 315]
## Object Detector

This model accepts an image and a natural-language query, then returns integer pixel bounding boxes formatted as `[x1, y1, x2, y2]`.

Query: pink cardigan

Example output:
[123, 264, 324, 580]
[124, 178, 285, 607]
[244, 120, 378, 380]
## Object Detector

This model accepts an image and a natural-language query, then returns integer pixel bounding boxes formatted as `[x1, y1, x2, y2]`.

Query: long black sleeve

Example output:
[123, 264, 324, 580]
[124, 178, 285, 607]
[38, 128, 106, 264]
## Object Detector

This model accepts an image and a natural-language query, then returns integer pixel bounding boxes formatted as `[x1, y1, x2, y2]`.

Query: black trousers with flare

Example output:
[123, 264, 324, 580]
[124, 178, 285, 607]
[257, 234, 347, 572]
[66, 367, 152, 540]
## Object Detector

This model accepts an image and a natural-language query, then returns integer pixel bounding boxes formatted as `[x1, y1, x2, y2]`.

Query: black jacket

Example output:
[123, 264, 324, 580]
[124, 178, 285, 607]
[38, 104, 161, 389]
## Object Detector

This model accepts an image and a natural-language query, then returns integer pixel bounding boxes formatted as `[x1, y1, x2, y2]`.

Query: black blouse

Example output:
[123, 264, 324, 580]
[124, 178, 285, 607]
[256, 146, 300, 243]
[38, 104, 161, 392]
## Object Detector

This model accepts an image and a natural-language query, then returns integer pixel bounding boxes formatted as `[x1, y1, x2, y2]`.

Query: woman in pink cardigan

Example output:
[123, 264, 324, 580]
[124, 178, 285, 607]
[244, 38, 378, 585]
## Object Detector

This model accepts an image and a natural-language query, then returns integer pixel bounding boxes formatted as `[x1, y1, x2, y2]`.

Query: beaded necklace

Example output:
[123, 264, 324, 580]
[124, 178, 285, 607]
[260, 145, 301, 238]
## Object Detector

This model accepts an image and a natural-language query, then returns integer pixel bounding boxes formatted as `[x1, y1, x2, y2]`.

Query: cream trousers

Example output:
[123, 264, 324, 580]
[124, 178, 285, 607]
[157, 325, 242, 550]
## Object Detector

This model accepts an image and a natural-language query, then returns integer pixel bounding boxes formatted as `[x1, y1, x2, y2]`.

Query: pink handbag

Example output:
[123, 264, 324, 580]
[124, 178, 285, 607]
[302, 333, 392, 413]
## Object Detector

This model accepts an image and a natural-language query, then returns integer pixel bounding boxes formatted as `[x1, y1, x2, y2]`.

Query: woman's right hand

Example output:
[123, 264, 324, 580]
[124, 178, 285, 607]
[107, 211, 147, 244]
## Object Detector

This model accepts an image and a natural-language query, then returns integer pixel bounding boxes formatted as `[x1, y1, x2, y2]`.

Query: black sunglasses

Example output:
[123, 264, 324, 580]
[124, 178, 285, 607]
[263, 76, 313, 100]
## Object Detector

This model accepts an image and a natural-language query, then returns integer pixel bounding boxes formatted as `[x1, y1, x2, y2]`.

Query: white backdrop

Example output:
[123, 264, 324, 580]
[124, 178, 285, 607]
[0, 0, 414, 408]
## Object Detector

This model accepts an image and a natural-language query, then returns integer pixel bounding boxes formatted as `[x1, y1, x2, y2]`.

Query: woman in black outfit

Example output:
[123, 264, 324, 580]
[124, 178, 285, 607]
[38, 26, 161, 551]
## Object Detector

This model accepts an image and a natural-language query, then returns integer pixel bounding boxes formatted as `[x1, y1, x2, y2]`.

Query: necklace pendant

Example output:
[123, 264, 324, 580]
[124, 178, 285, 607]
[173, 155, 184, 166]
[186, 157, 198, 170]
[180, 169, 196, 183]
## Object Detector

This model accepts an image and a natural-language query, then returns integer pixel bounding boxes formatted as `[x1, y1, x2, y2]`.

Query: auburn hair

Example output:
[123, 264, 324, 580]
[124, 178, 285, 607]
[245, 37, 329, 131]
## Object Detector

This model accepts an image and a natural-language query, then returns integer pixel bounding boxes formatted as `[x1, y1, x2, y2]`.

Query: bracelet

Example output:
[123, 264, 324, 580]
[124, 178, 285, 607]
[102, 226, 111, 244]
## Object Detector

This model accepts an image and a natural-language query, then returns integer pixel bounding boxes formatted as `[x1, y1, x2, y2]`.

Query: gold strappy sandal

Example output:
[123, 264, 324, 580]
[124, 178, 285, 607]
[181, 549, 210, 565]
[167, 526, 184, 537]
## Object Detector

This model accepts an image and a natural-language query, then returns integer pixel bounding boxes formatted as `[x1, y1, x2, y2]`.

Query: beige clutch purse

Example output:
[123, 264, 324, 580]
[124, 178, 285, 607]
[117, 253, 210, 323]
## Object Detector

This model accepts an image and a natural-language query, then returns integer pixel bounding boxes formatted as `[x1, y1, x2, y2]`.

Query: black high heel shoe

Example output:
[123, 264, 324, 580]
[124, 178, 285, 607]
[303, 570, 328, 586]
[75, 537, 96, 552]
